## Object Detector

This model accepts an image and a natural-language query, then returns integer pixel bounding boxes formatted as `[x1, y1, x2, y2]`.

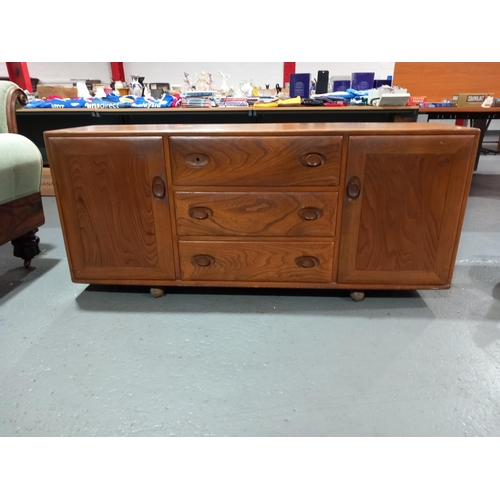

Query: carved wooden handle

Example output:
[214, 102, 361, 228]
[295, 256, 320, 268]
[346, 176, 361, 201]
[192, 254, 215, 267]
[189, 206, 213, 220]
[298, 207, 323, 221]
[185, 153, 210, 168]
[152, 176, 166, 199]
[300, 153, 325, 168]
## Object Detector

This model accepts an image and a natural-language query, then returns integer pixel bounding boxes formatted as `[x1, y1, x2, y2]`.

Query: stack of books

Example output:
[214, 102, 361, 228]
[181, 90, 218, 108]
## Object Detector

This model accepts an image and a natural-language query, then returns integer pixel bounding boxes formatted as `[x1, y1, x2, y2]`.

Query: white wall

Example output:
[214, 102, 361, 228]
[0, 62, 396, 88]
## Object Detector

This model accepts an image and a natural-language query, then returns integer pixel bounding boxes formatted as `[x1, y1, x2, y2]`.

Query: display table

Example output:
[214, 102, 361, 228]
[44, 122, 479, 301]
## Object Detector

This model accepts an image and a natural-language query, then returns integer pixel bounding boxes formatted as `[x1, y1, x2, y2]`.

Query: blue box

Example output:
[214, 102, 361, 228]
[290, 73, 310, 98]
[333, 80, 350, 92]
[351, 72, 375, 91]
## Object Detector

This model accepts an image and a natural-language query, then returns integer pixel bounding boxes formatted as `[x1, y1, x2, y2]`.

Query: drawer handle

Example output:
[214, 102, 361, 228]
[346, 176, 361, 201]
[189, 206, 213, 220]
[298, 207, 323, 221]
[185, 153, 210, 168]
[152, 176, 166, 199]
[301, 153, 325, 168]
[192, 254, 215, 267]
[295, 256, 320, 268]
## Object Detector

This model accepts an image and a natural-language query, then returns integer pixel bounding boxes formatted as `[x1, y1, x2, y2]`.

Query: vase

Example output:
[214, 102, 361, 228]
[129, 75, 143, 97]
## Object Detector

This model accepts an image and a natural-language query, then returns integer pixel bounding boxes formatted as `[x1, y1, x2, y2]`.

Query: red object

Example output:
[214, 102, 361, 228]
[6, 62, 33, 93]
[283, 62, 296, 88]
[455, 119, 468, 126]
[324, 103, 348, 107]
[407, 96, 427, 106]
[110, 62, 125, 82]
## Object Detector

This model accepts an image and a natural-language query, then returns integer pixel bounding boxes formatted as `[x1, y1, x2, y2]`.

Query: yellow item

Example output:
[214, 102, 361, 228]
[252, 86, 259, 97]
[253, 102, 279, 108]
[277, 96, 302, 107]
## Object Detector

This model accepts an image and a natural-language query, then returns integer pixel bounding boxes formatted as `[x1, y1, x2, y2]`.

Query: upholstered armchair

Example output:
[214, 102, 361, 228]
[0, 81, 44, 268]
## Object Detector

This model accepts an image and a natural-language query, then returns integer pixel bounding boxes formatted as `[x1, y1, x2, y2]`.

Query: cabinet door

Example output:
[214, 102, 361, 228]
[338, 135, 476, 286]
[48, 137, 175, 283]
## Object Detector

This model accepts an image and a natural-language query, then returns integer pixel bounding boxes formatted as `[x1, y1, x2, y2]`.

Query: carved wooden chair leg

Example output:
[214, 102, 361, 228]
[11, 228, 41, 269]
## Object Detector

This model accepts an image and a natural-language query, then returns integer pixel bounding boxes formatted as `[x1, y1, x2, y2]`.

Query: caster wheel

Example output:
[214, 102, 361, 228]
[350, 291, 365, 302]
[23, 259, 31, 269]
[150, 287, 165, 298]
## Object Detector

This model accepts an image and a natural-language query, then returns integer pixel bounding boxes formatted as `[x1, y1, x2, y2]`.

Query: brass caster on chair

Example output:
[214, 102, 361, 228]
[350, 291, 365, 302]
[150, 287, 165, 298]
[23, 259, 32, 269]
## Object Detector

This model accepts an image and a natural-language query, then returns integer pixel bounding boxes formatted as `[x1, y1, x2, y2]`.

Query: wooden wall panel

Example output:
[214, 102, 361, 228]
[393, 63, 500, 102]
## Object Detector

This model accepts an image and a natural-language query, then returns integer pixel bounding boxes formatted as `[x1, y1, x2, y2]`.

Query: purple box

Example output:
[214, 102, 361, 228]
[351, 72, 375, 91]
[290, 73, 310, 98]
[374, 79, 391, 88]
[333, 80, 350, 92]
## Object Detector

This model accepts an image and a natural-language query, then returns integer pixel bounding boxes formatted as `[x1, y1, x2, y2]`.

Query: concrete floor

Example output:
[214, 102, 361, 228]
[1, 155, 499, 437]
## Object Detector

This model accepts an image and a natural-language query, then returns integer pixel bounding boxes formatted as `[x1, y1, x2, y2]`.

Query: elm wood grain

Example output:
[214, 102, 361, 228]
[393, 62, 500, 103]
[44, 123, 480, 295]
[178, 241, 334, 282]
[0, 192, 45, 246]
[43, 122, 479, 138]
[338, 134, 477, 285]
[174, 192, 338, 237]
[163, 136, 182, 280]
[170, 136, 342, 187]
[47, 137, 175, 282]
[43, 122, 476, 136]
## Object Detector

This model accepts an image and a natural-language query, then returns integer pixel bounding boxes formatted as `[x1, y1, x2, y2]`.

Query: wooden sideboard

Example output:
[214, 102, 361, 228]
[44, 122, 480, 301]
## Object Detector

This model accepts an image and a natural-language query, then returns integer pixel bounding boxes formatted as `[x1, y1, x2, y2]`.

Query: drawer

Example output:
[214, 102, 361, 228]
[179, 241, 334, 282]
[175, 191, 338, 237]
[169, 136, 342, 186]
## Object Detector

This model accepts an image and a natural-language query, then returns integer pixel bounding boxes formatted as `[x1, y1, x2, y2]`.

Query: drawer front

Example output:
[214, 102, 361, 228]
[179, 241, 334, 282]
[169, 136, 342, 186]
[175, 191, 338, 237]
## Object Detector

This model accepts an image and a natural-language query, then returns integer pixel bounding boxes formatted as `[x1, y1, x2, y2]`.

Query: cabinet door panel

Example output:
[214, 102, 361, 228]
[338, 135, 476, 285]
[48, 137, 175, 282]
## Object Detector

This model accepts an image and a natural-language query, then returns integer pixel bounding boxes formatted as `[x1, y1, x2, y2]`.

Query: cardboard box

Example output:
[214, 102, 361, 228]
[41, 168, 55, 196]
[451, 93, 491, 107]
[37, 85, 78, 100]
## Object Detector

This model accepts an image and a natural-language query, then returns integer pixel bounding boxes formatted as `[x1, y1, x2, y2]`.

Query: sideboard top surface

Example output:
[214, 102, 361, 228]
[43, 122, 480, 138]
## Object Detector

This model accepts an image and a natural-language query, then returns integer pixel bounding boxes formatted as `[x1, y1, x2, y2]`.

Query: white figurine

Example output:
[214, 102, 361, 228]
[182, 72, 192, 93]
[219, 71, 230, 96]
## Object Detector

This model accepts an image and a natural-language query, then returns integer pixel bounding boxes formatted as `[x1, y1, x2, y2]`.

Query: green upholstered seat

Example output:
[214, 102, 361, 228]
[0, 80, 45, 267]
[0, 133, 43, 204]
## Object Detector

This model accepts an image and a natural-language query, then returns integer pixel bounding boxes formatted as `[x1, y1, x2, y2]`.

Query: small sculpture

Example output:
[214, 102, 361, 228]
[182, 72, 192, 93]
[129, 75, 143, 97]
[194, 71, 213, 92]
[219, 71, 230, 96]
[239, 80, 254, 97]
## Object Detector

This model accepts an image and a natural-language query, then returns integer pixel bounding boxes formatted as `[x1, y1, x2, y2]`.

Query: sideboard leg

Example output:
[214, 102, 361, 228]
[150, 287, 166, 298]
[350, 291, 365, 302]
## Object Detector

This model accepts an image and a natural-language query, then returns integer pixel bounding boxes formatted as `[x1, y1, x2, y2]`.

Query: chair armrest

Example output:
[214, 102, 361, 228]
[6, 85, 28, 134]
